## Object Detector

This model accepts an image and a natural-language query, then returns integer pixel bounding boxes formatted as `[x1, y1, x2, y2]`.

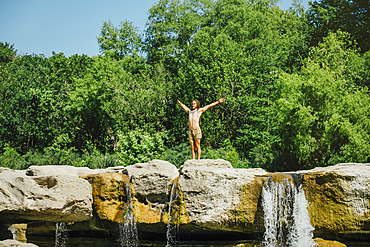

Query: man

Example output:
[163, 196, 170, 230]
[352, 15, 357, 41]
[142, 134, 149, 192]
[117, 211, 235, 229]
[177, 98, 225, 159]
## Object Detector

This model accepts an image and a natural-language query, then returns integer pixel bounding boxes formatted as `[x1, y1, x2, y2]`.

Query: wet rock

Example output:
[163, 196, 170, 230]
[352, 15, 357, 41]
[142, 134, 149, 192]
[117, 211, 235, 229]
[124, 159, 179, 224]
[314, 237, 347, 247]
[8, 224, 27, 243]
[80, 172, 132, 225]
[303, 163, 370, 233]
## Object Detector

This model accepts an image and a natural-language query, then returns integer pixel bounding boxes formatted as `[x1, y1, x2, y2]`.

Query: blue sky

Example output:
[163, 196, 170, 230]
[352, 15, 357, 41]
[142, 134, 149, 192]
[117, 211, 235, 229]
[0, 0, 310, 57]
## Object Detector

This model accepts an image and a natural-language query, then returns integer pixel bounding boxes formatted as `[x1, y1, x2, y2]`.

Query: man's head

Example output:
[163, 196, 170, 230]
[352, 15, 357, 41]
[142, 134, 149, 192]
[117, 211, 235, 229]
[191, 100, 200, 110]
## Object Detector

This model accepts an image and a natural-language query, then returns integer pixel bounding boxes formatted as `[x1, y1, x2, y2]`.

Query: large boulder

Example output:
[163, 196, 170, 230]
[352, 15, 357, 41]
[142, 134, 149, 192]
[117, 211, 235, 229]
[178, 159, 267, 232]
[303, 163, 370, 234]
[25, 165, 107, 177]
[0, 240, 38, 247]
[0, 168, 93, 224]
[124, 159, 179, 224]
[80, 172, 132, 225]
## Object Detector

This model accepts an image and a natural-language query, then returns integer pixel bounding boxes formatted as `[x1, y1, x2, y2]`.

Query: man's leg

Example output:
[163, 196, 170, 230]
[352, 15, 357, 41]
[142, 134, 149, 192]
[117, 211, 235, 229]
[195, 139, 201, 160]
[190, 140, 196, 159]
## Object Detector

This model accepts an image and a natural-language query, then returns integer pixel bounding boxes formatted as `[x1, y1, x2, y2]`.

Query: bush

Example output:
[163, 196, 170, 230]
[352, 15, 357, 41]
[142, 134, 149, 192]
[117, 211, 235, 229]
[116, 129, 167, 166]
[0, 145, 27, 170]
[160, 143, 192, 168]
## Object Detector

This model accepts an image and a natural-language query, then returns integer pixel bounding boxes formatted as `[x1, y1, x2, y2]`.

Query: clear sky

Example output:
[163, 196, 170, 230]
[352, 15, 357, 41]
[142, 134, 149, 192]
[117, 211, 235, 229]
[0, 0, 310, 58]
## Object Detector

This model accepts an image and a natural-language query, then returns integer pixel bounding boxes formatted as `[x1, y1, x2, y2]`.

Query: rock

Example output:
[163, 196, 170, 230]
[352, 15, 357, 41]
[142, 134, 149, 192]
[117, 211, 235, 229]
[0, 240, 38, 247]
[0, 170, 93, 223]
[7, 224, 27, 243]
[124, 160, 179, 224]
[80, 172, 132, 225]
[303, 163, 370, 233]
[125, 159, 179, 201]
[25, 165, 108, 177]
[314, 238, 347, 247]
[178, 159, 267, 231]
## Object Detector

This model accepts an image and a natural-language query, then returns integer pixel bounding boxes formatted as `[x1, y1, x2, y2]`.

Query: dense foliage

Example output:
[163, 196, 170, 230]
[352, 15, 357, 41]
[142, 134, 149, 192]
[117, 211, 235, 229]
[1, 0, 369, 171]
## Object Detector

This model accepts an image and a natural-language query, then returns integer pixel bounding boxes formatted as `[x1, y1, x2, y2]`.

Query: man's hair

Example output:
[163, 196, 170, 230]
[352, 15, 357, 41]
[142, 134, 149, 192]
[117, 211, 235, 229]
[192, 99, 200, 109]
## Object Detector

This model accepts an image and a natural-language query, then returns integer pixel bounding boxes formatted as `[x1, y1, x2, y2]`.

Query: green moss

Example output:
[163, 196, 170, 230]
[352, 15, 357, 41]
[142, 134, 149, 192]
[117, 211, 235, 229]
[162, 177, 189, 225]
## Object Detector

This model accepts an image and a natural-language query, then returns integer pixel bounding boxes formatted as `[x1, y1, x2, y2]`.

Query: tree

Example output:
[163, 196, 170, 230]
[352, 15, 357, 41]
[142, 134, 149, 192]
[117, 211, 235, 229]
[0, 51, 92, 153]
[0, 42, 17, 66]
[162, 0, 311, 167]
[97, 20, 142, 60]
[307, 0, 370, 52]
[67, 55, 172, 153]
[144, 0, 213, 70]
[275, 31, 370, 171]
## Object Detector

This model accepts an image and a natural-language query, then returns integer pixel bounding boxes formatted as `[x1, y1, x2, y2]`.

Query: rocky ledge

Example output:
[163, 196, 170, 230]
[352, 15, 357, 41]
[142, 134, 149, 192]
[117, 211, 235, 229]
[1, 160, 370, 246]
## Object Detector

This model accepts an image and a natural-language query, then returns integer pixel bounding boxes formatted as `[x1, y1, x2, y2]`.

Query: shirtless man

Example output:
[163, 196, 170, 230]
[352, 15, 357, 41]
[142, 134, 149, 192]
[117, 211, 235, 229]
[177, 98, 225, 159]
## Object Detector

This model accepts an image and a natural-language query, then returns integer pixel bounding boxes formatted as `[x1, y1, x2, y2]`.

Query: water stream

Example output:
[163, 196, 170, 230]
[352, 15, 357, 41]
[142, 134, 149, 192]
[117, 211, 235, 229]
[55, 222, 68, 247]
[118, 183, 138, 247]
[166, 180, 179, 247]
[261, 175, 316, 247]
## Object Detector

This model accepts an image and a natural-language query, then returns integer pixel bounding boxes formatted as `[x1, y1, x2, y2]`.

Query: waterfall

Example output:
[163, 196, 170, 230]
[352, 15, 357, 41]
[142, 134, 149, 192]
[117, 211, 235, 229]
[166, 181, 178, 247]
[261, 175, 316, 247]
[55, 222, 67, 247]
[118, 183, 138, 247]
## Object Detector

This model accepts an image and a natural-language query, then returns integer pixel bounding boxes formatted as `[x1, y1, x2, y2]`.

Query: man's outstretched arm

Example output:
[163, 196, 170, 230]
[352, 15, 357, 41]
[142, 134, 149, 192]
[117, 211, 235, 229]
[177, 100, 190, 113]
[201, 98, 225, 112]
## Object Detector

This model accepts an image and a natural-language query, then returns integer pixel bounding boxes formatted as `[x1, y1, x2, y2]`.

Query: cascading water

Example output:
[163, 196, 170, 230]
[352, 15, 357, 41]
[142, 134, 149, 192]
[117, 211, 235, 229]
[118, 183, 138, 247]
[166, 181, 179, 247]
[55, 222, 68, 247]
[261, 175, 316, 247]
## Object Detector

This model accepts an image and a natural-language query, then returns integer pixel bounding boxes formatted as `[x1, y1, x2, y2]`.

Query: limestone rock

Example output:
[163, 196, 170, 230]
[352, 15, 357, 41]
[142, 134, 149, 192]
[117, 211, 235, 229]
[178, 159, 267, 231]
[80, 173, 132, 225]
[25, 165, 108, 177]
[125, 159, 179, 201]
[0, 240, 38, 247]
[314, 238, 347, 247]
[304, 163, 370, 232]
[8, 224, 27, 243]
[0, 170, 93, 223]
[124, 160, 179, 224]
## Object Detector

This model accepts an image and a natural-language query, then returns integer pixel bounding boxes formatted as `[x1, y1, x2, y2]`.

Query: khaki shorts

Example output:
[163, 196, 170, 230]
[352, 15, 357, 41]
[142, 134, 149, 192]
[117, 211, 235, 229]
[189, 128, 202, 143]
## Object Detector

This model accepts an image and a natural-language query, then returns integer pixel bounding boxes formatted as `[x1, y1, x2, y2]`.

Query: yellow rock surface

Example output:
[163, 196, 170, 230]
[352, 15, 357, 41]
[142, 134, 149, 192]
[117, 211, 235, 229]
[81, 173, 132, 224]
[314, 238, 347, 246]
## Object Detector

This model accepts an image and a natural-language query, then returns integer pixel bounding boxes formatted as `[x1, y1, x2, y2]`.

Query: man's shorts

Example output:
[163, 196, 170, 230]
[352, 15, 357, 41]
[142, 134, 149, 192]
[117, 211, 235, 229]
[189, 128, 202, 143]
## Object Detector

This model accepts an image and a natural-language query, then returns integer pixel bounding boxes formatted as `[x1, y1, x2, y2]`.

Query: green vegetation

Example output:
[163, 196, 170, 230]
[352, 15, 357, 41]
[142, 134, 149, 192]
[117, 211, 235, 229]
[1, 0, 369, 171]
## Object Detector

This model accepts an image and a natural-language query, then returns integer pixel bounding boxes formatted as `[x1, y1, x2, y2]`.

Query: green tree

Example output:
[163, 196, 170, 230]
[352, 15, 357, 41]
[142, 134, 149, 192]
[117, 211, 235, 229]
[161, 0, 310, 167]
[307, 0, 370, 52]
[68, 55, 172, 153]
[275, 31, 370, 171]
[0, 42, 17, 66]
[0, 51, 92, 153]
[97, 20, 142, 60]
[144, 0, 213, 70]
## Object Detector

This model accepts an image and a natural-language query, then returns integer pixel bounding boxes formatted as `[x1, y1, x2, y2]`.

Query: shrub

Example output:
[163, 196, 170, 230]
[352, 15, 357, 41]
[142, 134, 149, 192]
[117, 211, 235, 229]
[116, 129, 167, 166]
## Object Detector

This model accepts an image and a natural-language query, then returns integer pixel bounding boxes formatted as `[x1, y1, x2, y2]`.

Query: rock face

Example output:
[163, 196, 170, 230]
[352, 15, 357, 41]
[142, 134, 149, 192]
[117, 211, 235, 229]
[0, 167, 93, 224]
[1, 161, 370, 246]
[178, 159, 267, 232]
[124, 159, 179, 224]
[80, 172, 132, 225]
[304, 163, 370, 233]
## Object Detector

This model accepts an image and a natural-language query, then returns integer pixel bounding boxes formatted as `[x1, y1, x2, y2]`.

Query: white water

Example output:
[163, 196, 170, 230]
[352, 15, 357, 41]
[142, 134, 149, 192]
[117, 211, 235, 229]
[55, 222, 67, 247]
[166, 181, 178, 247]
[261, 176, 316, 247]
[118, 183, 138, 247]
